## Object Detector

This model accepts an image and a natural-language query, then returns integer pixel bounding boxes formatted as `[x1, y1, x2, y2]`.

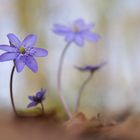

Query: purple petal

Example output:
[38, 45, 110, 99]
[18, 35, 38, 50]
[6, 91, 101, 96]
[31, 48, 48, 57]
[53, 24, 71, 35]
[15, 56, 25, 72]
[0, 45, 17, 52]
[75, 62, 107, 72]
[74, 19, 86, 29]
[84, 32, 101, 42]
[25, 55, 38, 73]
[74, 19, 95, 32]
[36, 92, 44, 99]
[86, 65, 99, 71]
[74, 35, 84, 46]
[27, 101, 38, 108]
[28, 96, 34, 101]
[65, 33, 75, 42]
[0, 52, 18, 62]
[75, 66, 88, 71]
[7, 33, 21, 48]
[36, 89, 46, 100]
[86, 24, 95, 30]
[22, 34, 37, 48]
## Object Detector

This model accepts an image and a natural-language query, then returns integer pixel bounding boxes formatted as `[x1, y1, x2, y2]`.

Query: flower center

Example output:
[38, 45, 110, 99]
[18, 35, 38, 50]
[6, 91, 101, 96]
[19, 47, 26, 54]
[72, 25, 80, 33]
[33, 96, 41, 103]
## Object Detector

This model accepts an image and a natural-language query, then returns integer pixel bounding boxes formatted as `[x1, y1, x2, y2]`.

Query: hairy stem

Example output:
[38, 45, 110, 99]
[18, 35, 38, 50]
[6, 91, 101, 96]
[57, 42, 72, 118]
[10, 65, 17, 116]
[75, 72, 93, 112]
[40, 102, 45, 115]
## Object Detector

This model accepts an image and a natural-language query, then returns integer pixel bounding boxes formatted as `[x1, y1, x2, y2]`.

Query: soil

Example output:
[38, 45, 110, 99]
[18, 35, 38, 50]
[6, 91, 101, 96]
[0, 111, 140, 140]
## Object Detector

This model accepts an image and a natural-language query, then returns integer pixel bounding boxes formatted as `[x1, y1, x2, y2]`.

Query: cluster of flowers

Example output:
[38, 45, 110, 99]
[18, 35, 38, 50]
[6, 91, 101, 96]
[0, 19, 105, 118]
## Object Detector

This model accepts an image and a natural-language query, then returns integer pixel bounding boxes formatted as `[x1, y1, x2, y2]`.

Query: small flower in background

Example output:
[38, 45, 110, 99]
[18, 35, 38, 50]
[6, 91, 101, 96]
[74, 61, 107, 112]
[53, 18, 100, 46]
[27, 88, 46, 108]
[75, 61, 107, 73]
[0, 33, 48, 73]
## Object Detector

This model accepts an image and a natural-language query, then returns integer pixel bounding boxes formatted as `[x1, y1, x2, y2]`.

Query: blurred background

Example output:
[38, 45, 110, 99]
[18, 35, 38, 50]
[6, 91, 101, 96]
[0, 0, 140, 117]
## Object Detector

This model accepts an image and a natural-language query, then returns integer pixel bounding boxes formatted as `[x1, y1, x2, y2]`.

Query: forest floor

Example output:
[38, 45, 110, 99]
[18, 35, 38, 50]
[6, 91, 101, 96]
[0, 111, 140, 140]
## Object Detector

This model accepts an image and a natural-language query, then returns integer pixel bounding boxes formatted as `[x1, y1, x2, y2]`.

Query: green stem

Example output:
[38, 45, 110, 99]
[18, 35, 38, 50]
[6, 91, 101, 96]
[10, 65, 17, 116]
[57, 42, 72, 118]
[75, 72, 93, 112]
[40, 102, 45, 115]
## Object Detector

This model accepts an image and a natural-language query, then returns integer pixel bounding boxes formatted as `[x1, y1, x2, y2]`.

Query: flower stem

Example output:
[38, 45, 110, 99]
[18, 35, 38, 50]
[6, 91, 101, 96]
[75, 72, 93, 112]
[40, 102, 45, 115]
[10, 65, 17, 116]
[57, 42, 72, 118]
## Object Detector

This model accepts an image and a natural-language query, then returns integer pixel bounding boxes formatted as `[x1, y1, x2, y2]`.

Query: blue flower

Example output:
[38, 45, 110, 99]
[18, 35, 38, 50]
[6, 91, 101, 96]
[0, 33, 48, 73]
[75, 62, 106, 73]
[53, 18, 100, 46]
[27, 89, 46, 108]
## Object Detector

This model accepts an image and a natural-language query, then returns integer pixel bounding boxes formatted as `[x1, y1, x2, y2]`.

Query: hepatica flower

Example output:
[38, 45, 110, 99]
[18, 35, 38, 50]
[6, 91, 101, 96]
[0, 33, 48, 72]
[27, 88, 46, 108]
[75, 62, 106, 112]
[75, 62, 106, 73]
[53, 18, 100, 46]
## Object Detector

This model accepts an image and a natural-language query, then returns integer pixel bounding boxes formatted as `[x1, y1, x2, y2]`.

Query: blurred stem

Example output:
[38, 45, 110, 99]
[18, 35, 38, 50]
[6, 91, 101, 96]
[10, 65, 17, 116]
[57, 42, 72, 119]
[40, 102, 45, 115]
[75, 72, 93, 112]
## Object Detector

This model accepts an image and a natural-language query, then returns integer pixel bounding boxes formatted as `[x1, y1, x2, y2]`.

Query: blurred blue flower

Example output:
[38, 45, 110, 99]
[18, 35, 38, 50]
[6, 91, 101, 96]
[0, 33, 48, 73]
[27, 89, 46, 108]
[75, 62, 106, 73]
[75, 62, 106, 111]
[53, 18, 100, 46]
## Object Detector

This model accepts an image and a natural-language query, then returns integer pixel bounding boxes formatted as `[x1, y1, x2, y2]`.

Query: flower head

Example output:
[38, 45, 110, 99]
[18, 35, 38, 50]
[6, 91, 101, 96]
[0, 33, 48, 72]
[53, 18, 100, 46]
[27, 88, 46, 108]
[75, 62, 106, 73]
